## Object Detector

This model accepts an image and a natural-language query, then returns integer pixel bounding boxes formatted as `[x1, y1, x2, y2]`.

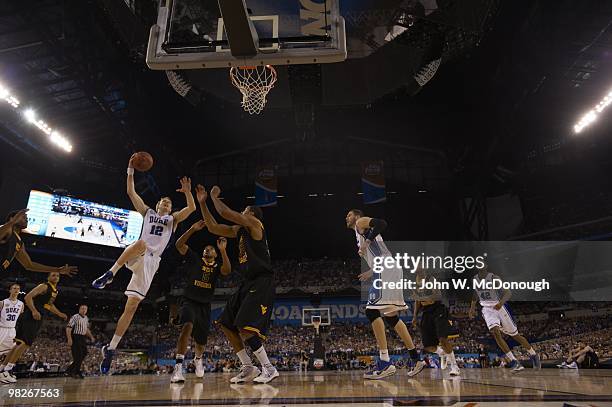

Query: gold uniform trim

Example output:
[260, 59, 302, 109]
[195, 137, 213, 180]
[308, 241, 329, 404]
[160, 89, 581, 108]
[242, 326, 267, 340]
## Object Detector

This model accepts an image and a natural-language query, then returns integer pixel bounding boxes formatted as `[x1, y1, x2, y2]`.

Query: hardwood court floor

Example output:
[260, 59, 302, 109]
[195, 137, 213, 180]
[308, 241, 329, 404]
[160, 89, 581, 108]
[0, 368, 611, 406]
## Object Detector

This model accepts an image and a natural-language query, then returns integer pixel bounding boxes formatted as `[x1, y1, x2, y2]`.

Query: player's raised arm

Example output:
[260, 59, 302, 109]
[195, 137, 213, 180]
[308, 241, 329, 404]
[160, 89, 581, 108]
[126, 155, 149, 216]
[15, 247, 78, 276]
[175, 220, 206, 256]
[196, 185, 239, 238]
[217, 237, 231, 275]
[172, 177, 196, 225]
[209, 186, 261, 233]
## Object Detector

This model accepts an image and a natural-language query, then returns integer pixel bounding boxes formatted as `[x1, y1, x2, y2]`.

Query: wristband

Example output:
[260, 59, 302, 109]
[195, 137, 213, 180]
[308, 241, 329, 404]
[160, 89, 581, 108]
[127, 167, 134, 175]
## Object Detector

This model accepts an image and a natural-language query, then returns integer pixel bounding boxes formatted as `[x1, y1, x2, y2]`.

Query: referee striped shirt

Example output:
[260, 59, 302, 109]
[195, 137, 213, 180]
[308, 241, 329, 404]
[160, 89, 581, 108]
[67, 314, 89, 336]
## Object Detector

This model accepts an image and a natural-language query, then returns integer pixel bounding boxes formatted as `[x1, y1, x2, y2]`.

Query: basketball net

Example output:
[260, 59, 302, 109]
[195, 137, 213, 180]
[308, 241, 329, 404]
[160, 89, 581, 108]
[230, 65, 277, 115]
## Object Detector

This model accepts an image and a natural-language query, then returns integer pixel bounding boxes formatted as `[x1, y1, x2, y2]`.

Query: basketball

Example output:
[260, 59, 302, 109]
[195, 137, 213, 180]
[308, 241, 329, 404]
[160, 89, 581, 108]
[132, 151, 153, 172]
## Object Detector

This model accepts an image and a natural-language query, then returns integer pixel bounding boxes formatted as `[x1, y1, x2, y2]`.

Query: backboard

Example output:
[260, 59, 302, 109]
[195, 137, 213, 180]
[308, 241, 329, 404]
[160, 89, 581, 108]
[147, 0, 347, 70]
[302, 307, 331, 327]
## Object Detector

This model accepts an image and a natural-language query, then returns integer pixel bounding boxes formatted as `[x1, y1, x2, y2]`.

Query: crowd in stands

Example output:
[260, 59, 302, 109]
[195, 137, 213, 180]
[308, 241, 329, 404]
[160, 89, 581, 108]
[10, 305, 608, 377]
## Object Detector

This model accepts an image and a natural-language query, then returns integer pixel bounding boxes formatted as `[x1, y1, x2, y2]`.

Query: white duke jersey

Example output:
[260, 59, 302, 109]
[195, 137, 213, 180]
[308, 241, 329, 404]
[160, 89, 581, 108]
[474, 272, 503, 307]
[140, 208, 174, 257]
[354, 227, 391, 269]
[0, 299, 23, 328]
[355, 226, 407, 311]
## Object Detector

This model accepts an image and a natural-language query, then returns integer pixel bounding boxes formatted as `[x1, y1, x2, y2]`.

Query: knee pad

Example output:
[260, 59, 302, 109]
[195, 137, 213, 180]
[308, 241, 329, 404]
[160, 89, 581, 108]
[365, 308, 382, 323]
[244, 335, 262, 352]
[384, 315, 400, 328]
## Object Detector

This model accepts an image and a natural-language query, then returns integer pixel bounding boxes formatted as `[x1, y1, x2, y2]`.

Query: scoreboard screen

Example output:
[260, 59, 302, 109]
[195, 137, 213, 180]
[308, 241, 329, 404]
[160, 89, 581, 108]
[25, 190, 143, 248]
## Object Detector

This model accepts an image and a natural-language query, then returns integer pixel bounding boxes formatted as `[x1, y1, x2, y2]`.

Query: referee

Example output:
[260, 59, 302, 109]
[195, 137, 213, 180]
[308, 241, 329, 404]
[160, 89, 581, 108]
[65, 304, 94, 378]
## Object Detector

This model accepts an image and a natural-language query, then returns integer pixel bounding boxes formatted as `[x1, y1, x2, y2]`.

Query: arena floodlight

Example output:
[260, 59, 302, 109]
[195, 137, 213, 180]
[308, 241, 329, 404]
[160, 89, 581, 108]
[23, 108, 36, 123]
[0, 83, 20, 108]
[574, 89, 612, 133]
[50, 131, 73, 153]
[2, 79, 72, 152]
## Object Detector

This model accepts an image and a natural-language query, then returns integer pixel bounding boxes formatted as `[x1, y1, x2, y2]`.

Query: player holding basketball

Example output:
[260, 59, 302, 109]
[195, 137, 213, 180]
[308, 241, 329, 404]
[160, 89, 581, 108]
[468, 265, 541, 371]
[410, 267, 461, 376]
[196, 185, 278, 384]
[345, 209, 424, 379]
[171, 220, 231, 383]
[92, 154, 196, 374]
[0, 284, 24, 358]
[0, 209, 78, 277]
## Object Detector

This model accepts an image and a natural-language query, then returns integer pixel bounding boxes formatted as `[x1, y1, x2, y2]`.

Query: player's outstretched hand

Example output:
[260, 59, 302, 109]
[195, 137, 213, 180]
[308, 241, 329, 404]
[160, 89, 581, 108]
[177, 176, 192, 194]
[59, 264, 78, 277]
[358, 269, 373, 282]
[217, 237, 227, 250]
[59, 313, 68, 321]
[192, 220, 206, 231]
[128, 153, 137, 168]
[196, 184, 208, 203]
[210, 185, 221, 198]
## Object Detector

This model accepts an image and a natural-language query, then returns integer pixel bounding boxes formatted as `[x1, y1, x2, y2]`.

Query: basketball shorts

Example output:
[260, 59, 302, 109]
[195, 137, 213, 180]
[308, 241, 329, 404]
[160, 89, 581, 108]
[14, 313, 43, 347]
[420, 302, 459, 348]
[0, 327, 16, 354]
[125, 252, 161, 300]
[365, 263, 407, 314]
[481, 305, 518, 336]
[179, 298, 211, 345]
[217, 276, 274, 340]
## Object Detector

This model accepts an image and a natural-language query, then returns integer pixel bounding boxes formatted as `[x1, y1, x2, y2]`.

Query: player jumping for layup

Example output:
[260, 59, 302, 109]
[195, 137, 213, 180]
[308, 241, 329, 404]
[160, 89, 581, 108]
[92, 154, 195, 374]
[345, 209, 424, 379]
[469, 265, 541, 371]
[197, 185, 278, 384]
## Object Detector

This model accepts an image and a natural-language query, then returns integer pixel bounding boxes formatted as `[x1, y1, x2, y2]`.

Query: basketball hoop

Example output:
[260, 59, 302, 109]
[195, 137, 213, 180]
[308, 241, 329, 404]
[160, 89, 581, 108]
[230, 65, 277, 115]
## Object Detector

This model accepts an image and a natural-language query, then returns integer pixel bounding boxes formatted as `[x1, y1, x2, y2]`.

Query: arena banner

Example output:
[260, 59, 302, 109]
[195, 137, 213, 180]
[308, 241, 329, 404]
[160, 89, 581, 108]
[361, 161, 386, 204]
[359, 241, 612, 303]
[212, 299, 411, 326]
[255, 165, 278, 207]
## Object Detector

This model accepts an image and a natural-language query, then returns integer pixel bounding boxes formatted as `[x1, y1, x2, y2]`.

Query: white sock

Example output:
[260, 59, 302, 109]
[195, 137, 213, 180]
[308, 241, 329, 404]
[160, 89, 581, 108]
[253, 346, 272, 369]
[527, 348, 536, 356]
[506, 351, 517, 361]
[446, 351, 458, 367]
[109, 334, 122, 350]
[379, 349, 390, 362]
[110, 263, 121, 274]
[236, 349, 253, 367]
[4, 363, 14, 371]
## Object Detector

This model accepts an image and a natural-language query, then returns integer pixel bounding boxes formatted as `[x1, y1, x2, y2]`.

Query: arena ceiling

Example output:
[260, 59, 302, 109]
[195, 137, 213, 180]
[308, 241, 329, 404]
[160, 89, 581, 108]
[1, 0, 612, 206]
